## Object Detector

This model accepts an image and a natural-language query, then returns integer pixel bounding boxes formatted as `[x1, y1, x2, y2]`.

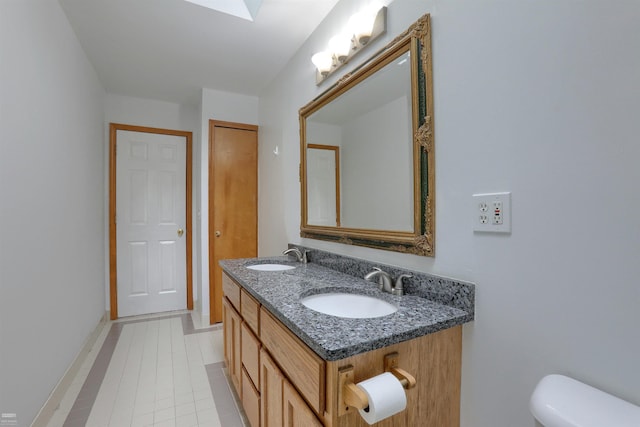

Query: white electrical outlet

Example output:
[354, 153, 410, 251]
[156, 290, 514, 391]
[473, 192, 511, 233]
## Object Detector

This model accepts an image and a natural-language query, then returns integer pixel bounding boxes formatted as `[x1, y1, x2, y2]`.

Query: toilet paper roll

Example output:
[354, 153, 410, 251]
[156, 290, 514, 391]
[357, 372, 407, 425]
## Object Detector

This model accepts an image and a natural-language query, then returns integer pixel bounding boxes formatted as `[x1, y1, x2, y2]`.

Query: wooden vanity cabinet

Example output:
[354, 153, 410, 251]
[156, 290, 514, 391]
[222, 272, 462, 427]
[222, 297, 242, 396]
[322, 325, 462, 427]
[223, 273, 324, 427]
[223, 276, 265, 427]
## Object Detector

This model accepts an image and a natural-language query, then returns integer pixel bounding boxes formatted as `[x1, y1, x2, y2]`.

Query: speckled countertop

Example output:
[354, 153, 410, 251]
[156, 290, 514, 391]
[220, 249, 474, 361]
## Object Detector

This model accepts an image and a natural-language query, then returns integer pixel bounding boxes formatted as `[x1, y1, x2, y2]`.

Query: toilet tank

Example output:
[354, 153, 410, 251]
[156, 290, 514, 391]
[530, 374, 640, 427]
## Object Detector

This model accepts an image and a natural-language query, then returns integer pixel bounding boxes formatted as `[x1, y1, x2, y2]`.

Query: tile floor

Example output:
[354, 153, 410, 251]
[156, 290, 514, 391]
[44, 311, 247, 427]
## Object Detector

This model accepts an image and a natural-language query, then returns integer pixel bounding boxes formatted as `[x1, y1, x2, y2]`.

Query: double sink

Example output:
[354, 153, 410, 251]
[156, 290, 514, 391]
[246, 262, 398, 319]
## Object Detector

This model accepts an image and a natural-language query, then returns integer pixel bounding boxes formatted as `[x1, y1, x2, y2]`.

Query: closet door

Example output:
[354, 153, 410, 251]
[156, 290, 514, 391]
[208, 120, 258, 324]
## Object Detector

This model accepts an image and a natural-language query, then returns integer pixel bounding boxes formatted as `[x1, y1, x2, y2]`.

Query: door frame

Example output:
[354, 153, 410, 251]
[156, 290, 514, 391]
[208, 120, 258, 323]
[109, 123, 193, 320]
[306, 144, 341, 227]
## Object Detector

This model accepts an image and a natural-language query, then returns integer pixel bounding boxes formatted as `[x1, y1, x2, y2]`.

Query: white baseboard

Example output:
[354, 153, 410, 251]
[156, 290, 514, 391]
[30, 312, 109, 427]
[191, 309, 211, 329]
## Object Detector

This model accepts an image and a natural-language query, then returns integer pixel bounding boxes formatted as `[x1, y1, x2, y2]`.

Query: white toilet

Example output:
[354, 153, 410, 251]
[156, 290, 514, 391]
[530, 374, 640, 427]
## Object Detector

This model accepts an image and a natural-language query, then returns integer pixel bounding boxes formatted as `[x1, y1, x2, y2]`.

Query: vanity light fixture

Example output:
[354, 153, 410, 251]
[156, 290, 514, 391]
[311, 4, 387, 84]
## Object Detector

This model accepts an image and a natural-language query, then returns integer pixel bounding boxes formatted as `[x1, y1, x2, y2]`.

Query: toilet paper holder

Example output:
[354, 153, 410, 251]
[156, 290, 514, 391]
[338, 352, 416, 416]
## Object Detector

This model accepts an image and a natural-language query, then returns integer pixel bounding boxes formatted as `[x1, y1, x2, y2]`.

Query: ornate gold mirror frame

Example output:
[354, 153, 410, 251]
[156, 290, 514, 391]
[299, 14, 434, 256]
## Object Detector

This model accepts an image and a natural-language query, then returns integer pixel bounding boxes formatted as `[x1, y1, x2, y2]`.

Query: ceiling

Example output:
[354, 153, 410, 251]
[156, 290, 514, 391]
[58, 0, 341, 106]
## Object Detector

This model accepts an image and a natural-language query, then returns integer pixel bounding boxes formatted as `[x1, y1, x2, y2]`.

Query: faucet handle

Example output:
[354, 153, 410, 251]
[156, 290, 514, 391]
[364, 267, 385, 291]
[392, 274, 413, 296]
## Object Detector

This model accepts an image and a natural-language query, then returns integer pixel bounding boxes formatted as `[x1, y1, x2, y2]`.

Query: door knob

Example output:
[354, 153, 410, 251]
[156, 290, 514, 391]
[215, 230, 221, 237]
[177, 228, 184, 237]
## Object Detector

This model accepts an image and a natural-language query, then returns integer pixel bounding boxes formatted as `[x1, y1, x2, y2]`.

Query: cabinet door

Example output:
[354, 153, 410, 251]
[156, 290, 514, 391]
[223, 298, 231, 367]
[260, 349, 284, 427]
[241, 322, 261, 388]
[223, 297, 242, 396]
[242, 368, 261, 427]
[283, 380, 323, 427]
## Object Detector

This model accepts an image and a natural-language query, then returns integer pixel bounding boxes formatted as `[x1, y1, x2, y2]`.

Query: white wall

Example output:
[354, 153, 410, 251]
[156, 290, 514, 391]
[198, 88, 259, 320]
[104, 94, 200, 307]
[341, 96, 412, 230]
[0, 0, 106, 425]
[105, 93, 199, 131]
[258, 0, 640, 425]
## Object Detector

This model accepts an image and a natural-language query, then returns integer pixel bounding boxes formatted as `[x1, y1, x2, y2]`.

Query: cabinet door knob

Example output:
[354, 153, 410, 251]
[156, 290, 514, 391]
[215, 230, 221, 237]
[177, 228, 184, 237]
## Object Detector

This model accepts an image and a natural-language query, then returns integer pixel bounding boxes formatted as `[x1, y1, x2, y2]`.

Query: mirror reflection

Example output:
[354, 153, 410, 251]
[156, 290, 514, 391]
[306, 51, 413, 232]
[306, 144, 340, 227]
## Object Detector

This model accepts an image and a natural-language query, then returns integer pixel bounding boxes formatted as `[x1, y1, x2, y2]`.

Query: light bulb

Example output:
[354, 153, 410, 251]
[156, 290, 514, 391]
[311, 52, 333, 75]
[348, 11, 374, 45]
[328, 35, 351, 63]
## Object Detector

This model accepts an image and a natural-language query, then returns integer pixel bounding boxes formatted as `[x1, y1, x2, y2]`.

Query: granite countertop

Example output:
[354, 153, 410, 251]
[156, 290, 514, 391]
[220, 255, 473, 361]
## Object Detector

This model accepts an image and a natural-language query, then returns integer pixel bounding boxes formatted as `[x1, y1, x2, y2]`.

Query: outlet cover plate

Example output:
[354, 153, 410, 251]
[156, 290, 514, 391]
[473, 192, 511, 233]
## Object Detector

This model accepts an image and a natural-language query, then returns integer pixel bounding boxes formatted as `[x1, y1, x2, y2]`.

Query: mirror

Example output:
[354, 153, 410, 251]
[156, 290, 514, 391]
[299, 14, 435, 256]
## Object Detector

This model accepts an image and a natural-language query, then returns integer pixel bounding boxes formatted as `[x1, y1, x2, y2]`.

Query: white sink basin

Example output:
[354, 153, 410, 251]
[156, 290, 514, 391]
[246, 263, 295, 272]
[300, 293, 397, 319]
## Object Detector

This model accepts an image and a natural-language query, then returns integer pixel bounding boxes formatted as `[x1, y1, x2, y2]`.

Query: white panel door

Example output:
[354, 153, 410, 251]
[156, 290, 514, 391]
[116, 130, 187, 317]
[307, 147, 338, 226]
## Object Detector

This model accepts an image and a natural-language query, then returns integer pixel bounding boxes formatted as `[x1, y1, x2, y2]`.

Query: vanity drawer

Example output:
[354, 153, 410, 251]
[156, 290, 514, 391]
[241, 321, 261, 389]
[259, 308, 325, 415]
[222, 273, 241, 310]
[242, 368, 260, 427]
[241, 289, 260, 334]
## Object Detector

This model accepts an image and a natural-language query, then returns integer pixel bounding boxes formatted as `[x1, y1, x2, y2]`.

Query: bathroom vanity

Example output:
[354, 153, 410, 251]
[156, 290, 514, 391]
[221, 12, 474, 426]
[219, 247, 474, 427]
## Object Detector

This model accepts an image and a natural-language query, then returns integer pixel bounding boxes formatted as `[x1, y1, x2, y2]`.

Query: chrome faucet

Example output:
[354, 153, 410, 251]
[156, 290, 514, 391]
[282, 248, 308, 264]
[364, 268, 413, 295]
[364, 267, 394, 293]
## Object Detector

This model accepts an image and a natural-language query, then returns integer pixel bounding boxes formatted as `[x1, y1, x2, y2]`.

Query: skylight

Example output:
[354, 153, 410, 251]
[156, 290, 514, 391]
[183, 0, 263, 21]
